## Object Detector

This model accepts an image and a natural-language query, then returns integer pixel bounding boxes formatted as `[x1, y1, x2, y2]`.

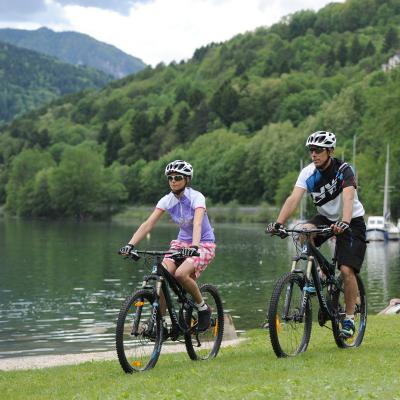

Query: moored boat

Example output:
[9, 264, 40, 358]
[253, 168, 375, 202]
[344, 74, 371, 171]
[366, 216, 386, 241]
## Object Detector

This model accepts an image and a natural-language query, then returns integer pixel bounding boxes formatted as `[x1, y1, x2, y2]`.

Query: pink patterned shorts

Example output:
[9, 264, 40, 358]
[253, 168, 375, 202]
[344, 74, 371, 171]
[163, 240, 216, 279]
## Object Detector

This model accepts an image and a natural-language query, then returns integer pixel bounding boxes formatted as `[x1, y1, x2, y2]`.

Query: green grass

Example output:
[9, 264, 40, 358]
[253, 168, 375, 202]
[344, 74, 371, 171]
[1, 316, 399, 399]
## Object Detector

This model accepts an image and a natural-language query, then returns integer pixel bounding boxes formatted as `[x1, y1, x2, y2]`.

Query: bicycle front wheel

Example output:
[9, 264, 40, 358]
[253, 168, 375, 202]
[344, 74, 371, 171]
[268, 272, 312, 357]
[332, 274, 367, 348]
[185, 284, 224, 361]
[116, 289, 163, 373]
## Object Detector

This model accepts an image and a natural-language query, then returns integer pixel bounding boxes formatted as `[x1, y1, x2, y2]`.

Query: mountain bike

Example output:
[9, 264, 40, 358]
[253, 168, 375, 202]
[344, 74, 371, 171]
[266, 226, 367, 357]
[116, 249, 224, 373]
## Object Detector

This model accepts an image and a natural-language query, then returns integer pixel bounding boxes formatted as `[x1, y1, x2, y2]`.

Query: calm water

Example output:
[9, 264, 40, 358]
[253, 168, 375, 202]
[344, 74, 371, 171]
[1, 219, 399, 359]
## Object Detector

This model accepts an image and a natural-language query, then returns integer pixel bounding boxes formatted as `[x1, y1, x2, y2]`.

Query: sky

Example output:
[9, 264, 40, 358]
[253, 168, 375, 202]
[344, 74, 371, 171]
[0, 0, 344, 66]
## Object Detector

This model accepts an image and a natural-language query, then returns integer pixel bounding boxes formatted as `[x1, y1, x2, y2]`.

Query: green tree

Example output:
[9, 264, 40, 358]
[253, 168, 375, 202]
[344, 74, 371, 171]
[176, 106, 190, 141]
[350, 36, 363, 64]
[288, 10, 317, 40]
[105, 129, 124, 166]
[97, 123, 110, 144]
[278, 89, 328, 126]
[210, 81, 239, 127]
[163, 106, 173, 124]
[188, 88, 205, 108]
[99, 98, 125, 122]
[337, 40, 347, 67]
[5, 149, 55, 216]
[131, 111, 152, 142]
[48, 144, 114, 218]
[275, 171, 299, 206]
[31, 169, 55, 217]
[326, 47, 337, 70]
[382, 27, 399, 53]
[364, 40, 376, 57]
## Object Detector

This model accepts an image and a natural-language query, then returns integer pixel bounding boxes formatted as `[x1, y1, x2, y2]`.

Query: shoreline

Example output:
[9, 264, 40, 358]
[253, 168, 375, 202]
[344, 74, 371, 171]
[0, 338, 245, 371]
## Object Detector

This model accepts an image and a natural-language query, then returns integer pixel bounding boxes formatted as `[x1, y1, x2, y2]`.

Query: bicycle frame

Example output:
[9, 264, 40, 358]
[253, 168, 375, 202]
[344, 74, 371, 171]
[289, 235, 340, 323]
[139, 254, 197, 337]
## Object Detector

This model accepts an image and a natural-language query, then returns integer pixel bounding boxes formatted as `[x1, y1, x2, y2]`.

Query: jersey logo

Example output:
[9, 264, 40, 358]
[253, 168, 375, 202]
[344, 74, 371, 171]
[309, 162, 349, 206]
[311, 176, 343, 204]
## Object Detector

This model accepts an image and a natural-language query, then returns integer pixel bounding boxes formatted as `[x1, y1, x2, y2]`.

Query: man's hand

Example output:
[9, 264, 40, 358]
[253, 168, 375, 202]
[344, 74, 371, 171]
[331, 220, 350, 235]
[265, 222, 288, 238]
[265, 222, 282, 234]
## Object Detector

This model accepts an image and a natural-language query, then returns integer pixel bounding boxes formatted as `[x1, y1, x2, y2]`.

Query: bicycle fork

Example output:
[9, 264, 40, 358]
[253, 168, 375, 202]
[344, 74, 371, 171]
[285, 257, 311, 323]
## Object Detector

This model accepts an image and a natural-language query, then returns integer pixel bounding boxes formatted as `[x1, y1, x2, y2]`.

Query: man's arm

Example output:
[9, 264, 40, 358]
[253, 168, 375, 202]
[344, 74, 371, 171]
[331, 186, 354, 234]
[341, 186, 354, 223]
[276, 186, 306, 225]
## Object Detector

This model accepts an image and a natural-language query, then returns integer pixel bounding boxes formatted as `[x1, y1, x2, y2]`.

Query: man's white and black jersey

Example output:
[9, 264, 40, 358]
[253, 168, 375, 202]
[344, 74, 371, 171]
[295, 158, 365, 221]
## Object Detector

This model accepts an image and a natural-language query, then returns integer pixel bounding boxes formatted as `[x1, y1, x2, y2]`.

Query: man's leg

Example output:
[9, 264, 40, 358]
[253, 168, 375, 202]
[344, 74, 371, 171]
[340, 265, 358, 314]
[340, 264, 358, 337]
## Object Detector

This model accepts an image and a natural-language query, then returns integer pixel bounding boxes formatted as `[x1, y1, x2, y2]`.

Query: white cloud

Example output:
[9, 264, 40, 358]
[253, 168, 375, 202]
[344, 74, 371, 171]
[0, 0, 344, 65]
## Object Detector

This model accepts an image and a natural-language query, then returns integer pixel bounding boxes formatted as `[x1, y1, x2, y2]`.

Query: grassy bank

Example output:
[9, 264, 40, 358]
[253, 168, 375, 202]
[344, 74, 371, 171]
[1, 316, 399, 399]
[113, 202, 277, 224]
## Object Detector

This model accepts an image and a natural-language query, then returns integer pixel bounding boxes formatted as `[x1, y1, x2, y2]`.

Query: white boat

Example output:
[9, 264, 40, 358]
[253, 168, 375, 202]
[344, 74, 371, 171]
[386, 221, 400, 240]
[366, 216, 386, 241]
[366, 145, 400, 241]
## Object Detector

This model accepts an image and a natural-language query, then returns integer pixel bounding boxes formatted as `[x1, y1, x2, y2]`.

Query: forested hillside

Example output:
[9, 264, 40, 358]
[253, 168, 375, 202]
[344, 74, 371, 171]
[1, 0, 400, 219]
[0, 41, 113, 124]
[0, 27, 146, 78]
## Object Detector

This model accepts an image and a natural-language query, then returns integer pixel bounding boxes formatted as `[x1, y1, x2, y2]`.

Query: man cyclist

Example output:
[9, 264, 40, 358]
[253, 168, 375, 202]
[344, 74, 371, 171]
[267, 130, 367, 338]
[119, 160, 216, 332]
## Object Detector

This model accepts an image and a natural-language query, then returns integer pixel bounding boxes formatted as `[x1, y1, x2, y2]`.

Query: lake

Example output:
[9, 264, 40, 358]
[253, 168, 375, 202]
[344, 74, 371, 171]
[1, 218, 399, 359]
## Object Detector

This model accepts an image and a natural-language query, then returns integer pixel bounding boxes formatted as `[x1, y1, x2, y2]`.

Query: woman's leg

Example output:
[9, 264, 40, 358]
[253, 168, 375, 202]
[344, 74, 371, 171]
[159, 259, 177, 315]
[174, 260, 202, 303]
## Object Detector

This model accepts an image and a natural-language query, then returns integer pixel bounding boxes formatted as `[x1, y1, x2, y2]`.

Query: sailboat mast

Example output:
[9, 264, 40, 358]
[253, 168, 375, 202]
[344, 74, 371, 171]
[383, 144, 389, 222]
[352, 135, 357, 186]
[300, 159, 304, 220]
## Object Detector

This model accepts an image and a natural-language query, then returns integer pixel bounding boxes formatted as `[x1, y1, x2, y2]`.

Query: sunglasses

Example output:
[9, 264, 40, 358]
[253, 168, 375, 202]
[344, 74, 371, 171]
[167, 175, 185, 182]
[308, 146, 326, 154]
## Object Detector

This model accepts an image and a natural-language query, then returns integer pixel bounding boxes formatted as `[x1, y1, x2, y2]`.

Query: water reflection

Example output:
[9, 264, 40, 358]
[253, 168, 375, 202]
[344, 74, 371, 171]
[366, 241, 400, 312]
[0, 219, 399, 359]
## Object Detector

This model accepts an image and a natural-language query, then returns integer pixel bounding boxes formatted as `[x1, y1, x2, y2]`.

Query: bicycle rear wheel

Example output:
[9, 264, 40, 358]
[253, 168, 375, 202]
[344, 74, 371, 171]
[268, 272, 312, 357]
[116, 289, 163, 373]
[185, 284, 224, 361]
[332, 274, 367, 348]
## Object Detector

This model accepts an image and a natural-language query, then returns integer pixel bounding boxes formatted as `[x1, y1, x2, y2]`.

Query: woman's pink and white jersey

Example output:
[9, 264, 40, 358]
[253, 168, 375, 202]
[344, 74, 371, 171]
[156, 187, 215, 243]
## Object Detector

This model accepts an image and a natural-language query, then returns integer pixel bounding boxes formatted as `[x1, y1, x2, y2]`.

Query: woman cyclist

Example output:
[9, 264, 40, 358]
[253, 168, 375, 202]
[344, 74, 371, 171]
[119, 160, 216, 331]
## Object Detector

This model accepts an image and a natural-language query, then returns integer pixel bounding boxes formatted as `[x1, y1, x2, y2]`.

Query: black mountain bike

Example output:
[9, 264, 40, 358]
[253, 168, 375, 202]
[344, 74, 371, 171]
[267, 226, 367, 357]
[116, 250, 224, 373]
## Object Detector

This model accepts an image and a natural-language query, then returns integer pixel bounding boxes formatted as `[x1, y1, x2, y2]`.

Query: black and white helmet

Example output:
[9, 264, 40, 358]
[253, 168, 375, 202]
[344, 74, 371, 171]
[165, 160, 193, 178]
[306, 131, 336, 148]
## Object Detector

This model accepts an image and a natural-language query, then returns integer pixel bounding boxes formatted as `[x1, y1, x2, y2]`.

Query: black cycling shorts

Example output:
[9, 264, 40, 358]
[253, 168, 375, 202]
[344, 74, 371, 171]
[307, 215, 367, 272]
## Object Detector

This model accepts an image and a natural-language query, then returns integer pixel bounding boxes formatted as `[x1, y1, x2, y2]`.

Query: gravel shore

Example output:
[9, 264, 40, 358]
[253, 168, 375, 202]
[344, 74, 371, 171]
[0, 338, 244, 371]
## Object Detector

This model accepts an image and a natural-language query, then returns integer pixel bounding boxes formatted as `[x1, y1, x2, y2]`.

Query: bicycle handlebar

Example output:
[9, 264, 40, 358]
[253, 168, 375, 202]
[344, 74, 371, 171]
[121, 249, 200, 261]
[280, 227, 333, 235]
[270, 226, 333, 238]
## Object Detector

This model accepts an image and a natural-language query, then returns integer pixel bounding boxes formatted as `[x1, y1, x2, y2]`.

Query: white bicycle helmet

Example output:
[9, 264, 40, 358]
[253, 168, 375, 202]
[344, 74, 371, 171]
[306, 131, 336, 148]
[165, 160, 193, 178]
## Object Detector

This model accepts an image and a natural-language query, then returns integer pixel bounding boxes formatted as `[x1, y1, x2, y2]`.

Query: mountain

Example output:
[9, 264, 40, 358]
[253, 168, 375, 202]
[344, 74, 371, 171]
[0, 41, 113, 123]
[1, 0, 400, 219]
[0, 27, 146, 78]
